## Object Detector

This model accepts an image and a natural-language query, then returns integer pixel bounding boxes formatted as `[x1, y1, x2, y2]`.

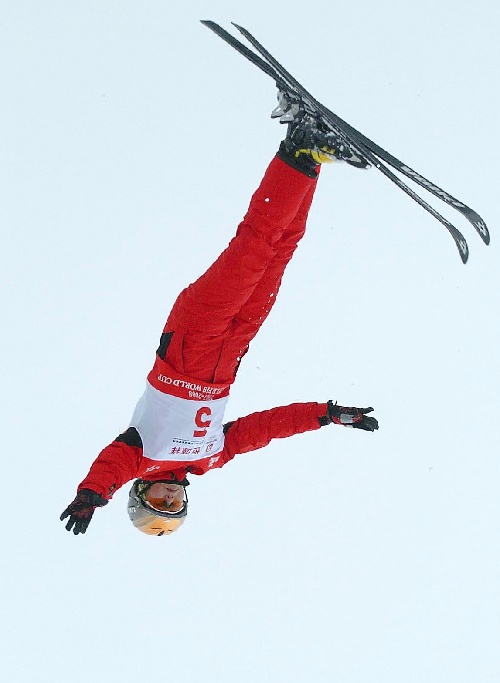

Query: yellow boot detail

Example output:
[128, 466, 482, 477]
[295, 146, 337, 164]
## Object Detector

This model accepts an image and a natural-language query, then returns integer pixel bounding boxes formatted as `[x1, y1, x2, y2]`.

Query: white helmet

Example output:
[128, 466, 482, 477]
[127, 479, 189, 536]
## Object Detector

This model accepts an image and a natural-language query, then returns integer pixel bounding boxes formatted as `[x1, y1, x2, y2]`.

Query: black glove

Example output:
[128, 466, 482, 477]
[60, 489, 108, 535]
[325, 400, 379, 432]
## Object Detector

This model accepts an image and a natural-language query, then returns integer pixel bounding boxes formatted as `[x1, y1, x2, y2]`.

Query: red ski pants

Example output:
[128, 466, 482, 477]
[162, 156, 318, 384]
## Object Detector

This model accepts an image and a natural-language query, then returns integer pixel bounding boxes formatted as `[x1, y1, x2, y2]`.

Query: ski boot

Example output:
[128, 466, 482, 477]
[272, 90, 370, 177]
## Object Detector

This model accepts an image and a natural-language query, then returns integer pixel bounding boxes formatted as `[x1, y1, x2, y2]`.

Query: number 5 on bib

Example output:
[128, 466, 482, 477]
[194, 407, 212, 437]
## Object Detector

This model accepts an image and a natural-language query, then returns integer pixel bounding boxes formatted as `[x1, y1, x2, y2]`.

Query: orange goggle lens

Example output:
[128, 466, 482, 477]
[139, 484, 187, 515]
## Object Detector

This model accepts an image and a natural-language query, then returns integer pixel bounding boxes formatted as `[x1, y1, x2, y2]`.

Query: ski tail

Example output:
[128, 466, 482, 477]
[201, 21, 286, 87]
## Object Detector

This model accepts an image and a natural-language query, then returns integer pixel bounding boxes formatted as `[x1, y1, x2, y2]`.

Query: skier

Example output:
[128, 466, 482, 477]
[60, 95, 378, 537]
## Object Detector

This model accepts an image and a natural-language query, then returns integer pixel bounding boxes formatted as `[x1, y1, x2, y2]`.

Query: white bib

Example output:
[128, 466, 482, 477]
[130, 382, 229, 462]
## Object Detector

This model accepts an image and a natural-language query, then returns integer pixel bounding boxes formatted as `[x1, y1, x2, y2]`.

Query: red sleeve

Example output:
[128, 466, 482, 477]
[222, 402, 328, 459]
[78, 440, 143, 499]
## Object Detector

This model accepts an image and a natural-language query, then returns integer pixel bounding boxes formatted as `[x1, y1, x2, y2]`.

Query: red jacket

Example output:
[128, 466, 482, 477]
[77, 158, 328, 500]
[79, 401, 329, 499]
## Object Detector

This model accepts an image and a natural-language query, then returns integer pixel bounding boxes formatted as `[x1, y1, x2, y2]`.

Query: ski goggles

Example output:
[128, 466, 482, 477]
[137, 481, 188, 518]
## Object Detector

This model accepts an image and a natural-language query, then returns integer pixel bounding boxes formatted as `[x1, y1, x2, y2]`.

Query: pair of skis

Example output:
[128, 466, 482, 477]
[201, 21, 490, 264]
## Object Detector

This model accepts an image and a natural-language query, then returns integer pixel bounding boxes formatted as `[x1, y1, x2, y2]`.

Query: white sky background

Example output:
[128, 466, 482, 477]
[1, 1, 499, 681]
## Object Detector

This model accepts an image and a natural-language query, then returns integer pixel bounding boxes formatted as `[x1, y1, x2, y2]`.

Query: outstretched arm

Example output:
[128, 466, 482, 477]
[60, 433, 143, 534]
[77, 435, 143, 499]
[222, 401, 378, 459]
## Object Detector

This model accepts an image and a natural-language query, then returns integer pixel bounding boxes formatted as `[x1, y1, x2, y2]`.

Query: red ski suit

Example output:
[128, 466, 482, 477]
[79, 156, 329, 499]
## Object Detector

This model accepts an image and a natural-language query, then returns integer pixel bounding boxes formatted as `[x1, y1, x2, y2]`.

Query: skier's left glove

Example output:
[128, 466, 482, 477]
[324, 400, 379, 432]
[60, 489, 108, 535]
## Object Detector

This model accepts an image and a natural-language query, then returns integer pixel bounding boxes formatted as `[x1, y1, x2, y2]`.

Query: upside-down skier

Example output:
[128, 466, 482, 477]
[60, 93, 379, 537]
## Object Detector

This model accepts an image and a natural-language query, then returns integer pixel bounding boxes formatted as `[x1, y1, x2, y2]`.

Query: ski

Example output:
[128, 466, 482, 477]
[233, 24, 489, 245]
[201, 20, 490, 263]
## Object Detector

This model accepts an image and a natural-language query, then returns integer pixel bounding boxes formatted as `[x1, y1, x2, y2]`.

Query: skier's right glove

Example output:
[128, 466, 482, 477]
[60, 489, 108, 535]
[324, 400, 379, 432]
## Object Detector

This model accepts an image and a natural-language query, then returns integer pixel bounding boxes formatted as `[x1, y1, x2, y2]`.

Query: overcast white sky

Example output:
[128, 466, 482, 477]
[2, 1, 499, 682]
